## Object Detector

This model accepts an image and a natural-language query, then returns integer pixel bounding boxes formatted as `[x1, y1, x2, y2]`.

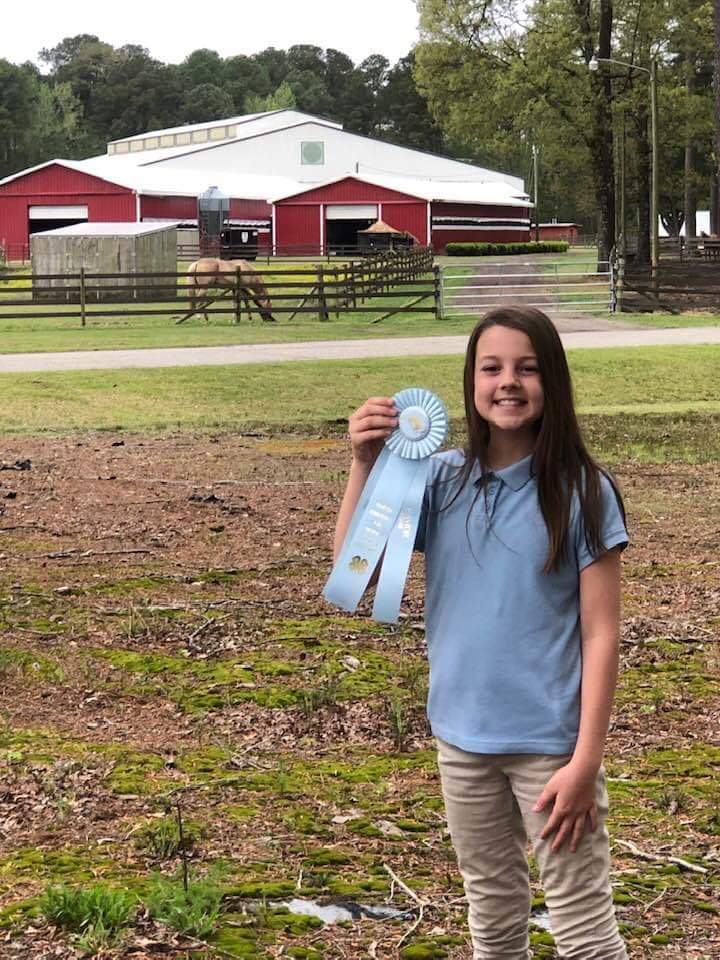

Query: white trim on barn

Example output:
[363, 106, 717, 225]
[325, 204, 378, 220]
[432, 225, 530, 231]
[28, 205, 89, 219]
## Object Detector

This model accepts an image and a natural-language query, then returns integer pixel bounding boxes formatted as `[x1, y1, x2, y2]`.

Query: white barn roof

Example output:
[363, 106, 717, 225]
[0, 110, 526, 208]
[272, 172, 530, 208]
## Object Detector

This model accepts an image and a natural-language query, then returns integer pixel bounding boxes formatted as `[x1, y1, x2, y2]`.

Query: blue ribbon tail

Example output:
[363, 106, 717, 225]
[323, 451, 415, 613]
[371, 459, 429, 623]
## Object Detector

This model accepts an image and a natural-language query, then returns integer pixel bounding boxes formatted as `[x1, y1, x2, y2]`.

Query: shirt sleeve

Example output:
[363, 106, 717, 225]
[575, 471, 629, 571]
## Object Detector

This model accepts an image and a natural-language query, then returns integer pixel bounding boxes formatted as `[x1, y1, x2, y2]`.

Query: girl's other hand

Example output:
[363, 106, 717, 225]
[348, 396, 398, 466]
[532, 760, 599, 853]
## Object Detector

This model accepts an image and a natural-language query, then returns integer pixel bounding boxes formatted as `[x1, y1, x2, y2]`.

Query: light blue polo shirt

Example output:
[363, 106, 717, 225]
[415, 450, 628, 755]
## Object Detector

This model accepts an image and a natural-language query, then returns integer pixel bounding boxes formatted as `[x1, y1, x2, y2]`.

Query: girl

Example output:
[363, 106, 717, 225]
[332, 307, 629, 960]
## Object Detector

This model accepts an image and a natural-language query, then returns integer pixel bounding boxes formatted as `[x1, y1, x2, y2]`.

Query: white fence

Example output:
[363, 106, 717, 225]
[441, 258, 615, 316]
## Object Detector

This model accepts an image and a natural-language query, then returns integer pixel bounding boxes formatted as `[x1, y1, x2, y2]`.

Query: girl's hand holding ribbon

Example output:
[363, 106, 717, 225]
[348, 396, 398, 466]
[326, 388, 448, 623]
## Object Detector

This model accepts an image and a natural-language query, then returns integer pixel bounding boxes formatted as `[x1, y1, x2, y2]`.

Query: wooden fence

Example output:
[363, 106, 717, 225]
[617, 258, 720, 312]
[0, 247, 439, 325]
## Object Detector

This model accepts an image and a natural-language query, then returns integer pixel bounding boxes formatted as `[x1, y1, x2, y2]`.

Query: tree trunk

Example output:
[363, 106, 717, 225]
[592, 0, 616, 263]
[684, 56, 697, 240]
[715, 0, 720, 234]
[635, 101, 651, 266]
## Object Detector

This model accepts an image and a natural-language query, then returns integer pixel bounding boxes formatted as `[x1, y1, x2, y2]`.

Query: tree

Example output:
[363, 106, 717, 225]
[91, 46, 183, 141]
[179, 48, 226, 89]
[0, 60, 42, 176]
[225, 55, 271, 113]
[415, 0, 618, 259]
[245, 81, 297, 114]
[252, 48, 289, 90]
[180, 84, 235, 124]
[377, 54, 444, 152]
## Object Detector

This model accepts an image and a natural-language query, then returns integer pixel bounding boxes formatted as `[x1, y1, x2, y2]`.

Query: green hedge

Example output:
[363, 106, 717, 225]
[445, 241, 570, 256]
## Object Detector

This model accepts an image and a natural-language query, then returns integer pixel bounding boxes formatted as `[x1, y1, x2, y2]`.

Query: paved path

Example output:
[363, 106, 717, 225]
[0, 327, 719, 373]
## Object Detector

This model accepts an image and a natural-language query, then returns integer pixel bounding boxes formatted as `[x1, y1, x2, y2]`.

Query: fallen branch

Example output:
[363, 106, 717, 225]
[25, 547, 151, 560]
[615, 838, 708, 874]
[383, 863, 426, 949]
[187, 613, 231, 643]
[642, 887, 668, 915]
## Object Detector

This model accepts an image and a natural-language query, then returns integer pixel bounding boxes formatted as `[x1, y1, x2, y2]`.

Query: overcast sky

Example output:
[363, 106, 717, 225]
[3, 0, 421, 68]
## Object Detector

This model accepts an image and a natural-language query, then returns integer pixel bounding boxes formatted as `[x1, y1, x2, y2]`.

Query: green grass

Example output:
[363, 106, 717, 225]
[0, 306, 459, 354]
[0, 258, 445, 352]
[2, 246, 718, 351]
[612, 312, 720, 328]
[0, 344, 718, 435]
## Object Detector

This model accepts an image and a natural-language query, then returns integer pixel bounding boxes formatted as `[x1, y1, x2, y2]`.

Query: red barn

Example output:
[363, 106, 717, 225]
[273, 174, 530, 254]
[0, 109, 530, 259]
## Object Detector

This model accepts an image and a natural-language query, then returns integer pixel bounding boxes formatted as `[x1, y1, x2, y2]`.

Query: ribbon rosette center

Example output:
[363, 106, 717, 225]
[399, 406, 431, 441]
[323, 387, 448, 623]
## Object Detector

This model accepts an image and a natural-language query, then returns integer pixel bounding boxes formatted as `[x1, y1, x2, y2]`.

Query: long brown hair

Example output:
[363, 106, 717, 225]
[455, 306, 625, 571]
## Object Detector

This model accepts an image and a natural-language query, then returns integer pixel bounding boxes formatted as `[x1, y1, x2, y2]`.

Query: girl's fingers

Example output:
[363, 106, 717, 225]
[569, 815, 587, 853]
[353, 399, 397, 420]
[352, 415, 398, 433]
[550, 820, 572, 852]
[353, 429, 394, 443]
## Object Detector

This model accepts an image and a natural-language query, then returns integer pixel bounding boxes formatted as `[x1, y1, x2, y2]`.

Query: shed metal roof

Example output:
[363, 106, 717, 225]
[32, 222, 178, 237]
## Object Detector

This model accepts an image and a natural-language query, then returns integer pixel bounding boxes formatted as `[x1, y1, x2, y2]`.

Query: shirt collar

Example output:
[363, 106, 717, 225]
[471, 452, 535, 492]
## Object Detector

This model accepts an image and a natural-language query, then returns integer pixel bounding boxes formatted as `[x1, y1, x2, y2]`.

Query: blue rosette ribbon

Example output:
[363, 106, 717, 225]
[323, 387, 448, 624]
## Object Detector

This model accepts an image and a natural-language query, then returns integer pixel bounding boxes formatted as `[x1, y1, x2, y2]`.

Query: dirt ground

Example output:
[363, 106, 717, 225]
[0, 431, 718, 959]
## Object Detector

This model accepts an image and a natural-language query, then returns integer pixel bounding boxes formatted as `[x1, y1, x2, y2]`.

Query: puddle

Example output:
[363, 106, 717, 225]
[275, 898, 415, 924]
[531, 909, 552, 931]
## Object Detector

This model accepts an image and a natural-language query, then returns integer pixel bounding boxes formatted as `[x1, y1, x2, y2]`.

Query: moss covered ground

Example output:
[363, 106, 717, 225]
[0, 422, 717, 958]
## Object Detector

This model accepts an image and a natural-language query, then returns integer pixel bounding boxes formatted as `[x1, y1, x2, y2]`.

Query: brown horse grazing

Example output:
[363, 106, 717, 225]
[184, 257, 275, 323]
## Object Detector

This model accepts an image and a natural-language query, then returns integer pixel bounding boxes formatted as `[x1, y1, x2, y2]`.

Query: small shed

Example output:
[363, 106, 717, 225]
[538, 222, 579, 242]
[31, 221, 177, 301]
[357, 219, 417, 252]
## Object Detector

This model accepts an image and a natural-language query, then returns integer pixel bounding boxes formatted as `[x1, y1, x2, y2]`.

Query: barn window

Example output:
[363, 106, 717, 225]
[145, 137, 159, 150]
[301, 141, 325, 165]
[160, 135, 174, 147]
[130, 140, 143, 152]
[192, 129, 209, 143]
[114, 142, 129, 154]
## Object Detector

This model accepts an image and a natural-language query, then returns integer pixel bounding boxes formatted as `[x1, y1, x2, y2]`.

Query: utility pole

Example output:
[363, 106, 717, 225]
[650, 57, 659, 277]
[532, 145, 540, 241]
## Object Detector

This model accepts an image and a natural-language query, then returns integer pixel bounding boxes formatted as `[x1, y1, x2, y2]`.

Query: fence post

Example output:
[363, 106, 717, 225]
[234, 271, 242, 324]
[331, 267, 340, 318]
[433, 264, 443, 320]
[317, 265, 329, 321]
[79, 266, 86, 327]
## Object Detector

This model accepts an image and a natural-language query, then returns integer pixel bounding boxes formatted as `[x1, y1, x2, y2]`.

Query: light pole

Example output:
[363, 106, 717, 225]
[588, 55, 659, 276]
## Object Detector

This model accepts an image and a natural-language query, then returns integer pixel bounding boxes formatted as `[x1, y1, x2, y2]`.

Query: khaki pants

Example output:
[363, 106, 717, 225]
[437, 738, 628, 960]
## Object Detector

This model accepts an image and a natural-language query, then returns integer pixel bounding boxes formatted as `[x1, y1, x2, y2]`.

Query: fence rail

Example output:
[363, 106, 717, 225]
[441, 259, 613, 316]
[0, 247, 438, 324]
